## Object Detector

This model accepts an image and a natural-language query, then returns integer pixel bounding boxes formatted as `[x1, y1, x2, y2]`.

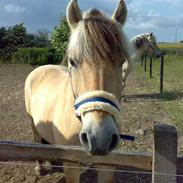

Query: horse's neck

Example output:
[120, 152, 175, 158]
[129, 34, 147, 61]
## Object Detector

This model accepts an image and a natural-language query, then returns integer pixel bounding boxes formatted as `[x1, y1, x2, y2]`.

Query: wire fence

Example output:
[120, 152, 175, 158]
[0, 124, 182, 182]
[0, 161, 183, 178]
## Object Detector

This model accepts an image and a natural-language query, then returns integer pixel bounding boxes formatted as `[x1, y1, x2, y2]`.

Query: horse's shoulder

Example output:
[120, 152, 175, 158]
[29, 65, 68, 78]
[25, 65, 69, 91]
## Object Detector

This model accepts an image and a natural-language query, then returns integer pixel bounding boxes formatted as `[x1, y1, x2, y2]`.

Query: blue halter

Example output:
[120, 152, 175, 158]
[74, 97, 120, 111]
[74, 96, 135, 141]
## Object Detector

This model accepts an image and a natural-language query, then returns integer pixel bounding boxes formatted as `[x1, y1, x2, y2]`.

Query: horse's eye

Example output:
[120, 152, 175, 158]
[69, 59, 77, 68]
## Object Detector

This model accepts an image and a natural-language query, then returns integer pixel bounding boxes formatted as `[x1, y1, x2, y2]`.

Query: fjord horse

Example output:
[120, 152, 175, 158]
[25, 0, 130, 182]
[121, 32, 162, 101]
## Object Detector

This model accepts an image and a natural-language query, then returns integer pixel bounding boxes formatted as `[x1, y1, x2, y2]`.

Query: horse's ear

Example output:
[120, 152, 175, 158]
[150, 32, 153, 36]
[66, 0, 82, 30]
[112, 0, 128, 26]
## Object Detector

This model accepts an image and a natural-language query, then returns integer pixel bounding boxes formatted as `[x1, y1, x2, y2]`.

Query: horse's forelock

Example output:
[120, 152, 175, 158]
[68, 9, 129, 65]
[83, 9, 103, 19]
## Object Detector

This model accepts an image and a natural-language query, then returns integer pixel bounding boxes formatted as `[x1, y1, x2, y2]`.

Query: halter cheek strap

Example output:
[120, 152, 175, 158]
[69, 68, 78, 99]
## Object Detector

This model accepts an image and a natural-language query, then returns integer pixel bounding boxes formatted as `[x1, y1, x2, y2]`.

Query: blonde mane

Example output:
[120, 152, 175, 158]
[68, 9, 130, 65]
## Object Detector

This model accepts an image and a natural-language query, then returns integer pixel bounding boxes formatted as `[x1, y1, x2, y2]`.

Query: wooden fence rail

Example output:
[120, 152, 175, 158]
[0, 141, 152, 170]
[0, 124, 182, 183]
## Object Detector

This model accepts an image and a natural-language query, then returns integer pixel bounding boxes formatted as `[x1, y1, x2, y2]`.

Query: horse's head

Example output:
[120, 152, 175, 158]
[67, 0, 129, 155]
[146, 32, 162, 58]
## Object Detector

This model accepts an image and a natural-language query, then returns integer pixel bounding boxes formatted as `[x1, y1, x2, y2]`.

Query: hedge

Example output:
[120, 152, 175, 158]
[11, 47, 63, 65]
[161, 48, 183, 56]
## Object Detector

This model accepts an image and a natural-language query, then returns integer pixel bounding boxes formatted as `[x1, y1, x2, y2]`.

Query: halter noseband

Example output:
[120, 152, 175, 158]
[74, 97, 120, 111]
[74, 90, 121, 125]
[69, 67, 135, 142]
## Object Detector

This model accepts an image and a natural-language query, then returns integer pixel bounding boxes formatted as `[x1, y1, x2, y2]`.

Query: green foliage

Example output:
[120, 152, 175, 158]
[0, 23, 51, 62]
[51, 16, 70, 57]
[158, 43, 183, 56]
[12, 47, 62, 65]
[0, 23, 27, 61]
[162, 48, 183, 56]
[34, 29, 51, 47]
[158, 43, 183, 49]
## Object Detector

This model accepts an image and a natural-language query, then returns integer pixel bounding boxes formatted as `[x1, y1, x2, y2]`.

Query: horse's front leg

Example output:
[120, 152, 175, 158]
[31, 120, 45, 176]
[121, 80, 127, 102]
[64, 162, 81, 183]
[31, 120, 52, 175]
[96, 165, 115, 183]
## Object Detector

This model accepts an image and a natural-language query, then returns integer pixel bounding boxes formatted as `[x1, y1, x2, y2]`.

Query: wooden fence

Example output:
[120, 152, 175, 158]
[0, 124, 182, 183]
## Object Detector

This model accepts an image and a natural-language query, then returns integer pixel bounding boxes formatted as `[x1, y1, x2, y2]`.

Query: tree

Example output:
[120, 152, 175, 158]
[51, 16, 70, 57]
[0, 27, 8, 49]
[0, 23, 27, 59]
[34, 29, 50, 47]
[25, 33, 37, 47]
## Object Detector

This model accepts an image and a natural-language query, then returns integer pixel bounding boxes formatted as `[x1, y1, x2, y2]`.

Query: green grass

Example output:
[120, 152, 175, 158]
[136, 55, 183, 133]
[158, 43, 183, 56]
[158, 43, 183, 49]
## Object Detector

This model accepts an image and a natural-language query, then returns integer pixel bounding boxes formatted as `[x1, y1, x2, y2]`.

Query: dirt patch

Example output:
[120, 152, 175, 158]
[0, 64, 181, 182]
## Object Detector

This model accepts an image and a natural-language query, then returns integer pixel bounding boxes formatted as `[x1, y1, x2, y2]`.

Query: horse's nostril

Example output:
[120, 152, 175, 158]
[109, 134, 119, 152]
[80, 132, 89, 150]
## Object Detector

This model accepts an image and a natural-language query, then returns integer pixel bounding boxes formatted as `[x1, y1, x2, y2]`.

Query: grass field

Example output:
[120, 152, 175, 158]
[158, 43, 183, 49]
[158, 43, 183, 56]
[135, 54, 183, 134]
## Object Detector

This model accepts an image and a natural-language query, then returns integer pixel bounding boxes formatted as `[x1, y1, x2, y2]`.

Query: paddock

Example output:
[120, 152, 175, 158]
[0, 63, 183, 182]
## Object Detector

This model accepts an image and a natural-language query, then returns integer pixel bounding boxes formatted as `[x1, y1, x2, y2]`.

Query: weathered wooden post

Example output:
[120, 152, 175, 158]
[150, 56, 153, 78]
[152, 124, 177, 183]
[141, 55, 144, 66]
[160, 54, 164, 94]
[153, 57, 155, 62]
[144, 53, 147, 72]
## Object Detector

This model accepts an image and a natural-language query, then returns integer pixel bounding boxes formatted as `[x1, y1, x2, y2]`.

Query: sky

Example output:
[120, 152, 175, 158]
[0, 0, 183, 42]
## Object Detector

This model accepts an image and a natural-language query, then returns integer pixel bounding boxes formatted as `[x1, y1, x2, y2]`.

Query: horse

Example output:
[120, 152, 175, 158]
[121, 32, 162, 101]
[24, 0, 131, 182]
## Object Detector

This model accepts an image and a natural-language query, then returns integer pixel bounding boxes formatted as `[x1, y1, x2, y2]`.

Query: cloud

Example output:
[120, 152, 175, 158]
[152, 0, 172, 2]
[0, 0, 182, 42]
[152, 0, 182, 6]
[155, 15, 183, 27]
[147, 10, 160, 18]
[124, 0, 183, 32]
[4, 4, 26, 14]
[126, 13, 183, 32]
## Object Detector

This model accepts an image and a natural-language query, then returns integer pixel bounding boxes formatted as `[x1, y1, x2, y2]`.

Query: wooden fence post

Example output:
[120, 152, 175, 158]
[141, 55, 144, 66]
[152, 124, 177, 183]
[144, 53, 147, 72]
[150, 56, 153, 78]
[160, 54, 164, 94]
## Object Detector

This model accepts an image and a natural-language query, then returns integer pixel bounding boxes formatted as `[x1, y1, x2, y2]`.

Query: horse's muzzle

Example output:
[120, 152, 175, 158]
[80, 131, 119, 155]
[79, 112, 120, 155]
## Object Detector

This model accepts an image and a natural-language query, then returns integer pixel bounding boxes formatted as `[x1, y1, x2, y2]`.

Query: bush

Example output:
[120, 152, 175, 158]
[161, 48, 183, 56]
[158, 43, 183, 56]
[12, 47, 63, 65]
[51, 16, 70, 57]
